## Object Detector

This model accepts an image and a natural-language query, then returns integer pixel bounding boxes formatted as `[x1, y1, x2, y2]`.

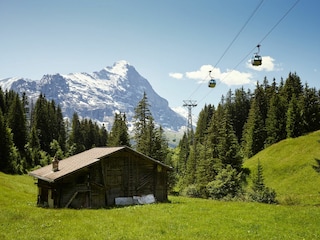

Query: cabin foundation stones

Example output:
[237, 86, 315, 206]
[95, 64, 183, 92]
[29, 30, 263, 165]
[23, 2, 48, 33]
[29, 146, 172, 208]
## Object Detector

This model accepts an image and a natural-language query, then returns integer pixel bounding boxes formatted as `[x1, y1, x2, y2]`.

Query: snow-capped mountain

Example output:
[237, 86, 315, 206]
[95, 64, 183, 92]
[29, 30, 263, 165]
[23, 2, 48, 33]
[0, 61, 186, 131]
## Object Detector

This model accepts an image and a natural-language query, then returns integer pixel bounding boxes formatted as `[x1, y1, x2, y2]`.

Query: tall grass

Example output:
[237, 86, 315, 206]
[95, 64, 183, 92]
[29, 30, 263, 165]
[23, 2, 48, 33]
[1, 173, 320, 239]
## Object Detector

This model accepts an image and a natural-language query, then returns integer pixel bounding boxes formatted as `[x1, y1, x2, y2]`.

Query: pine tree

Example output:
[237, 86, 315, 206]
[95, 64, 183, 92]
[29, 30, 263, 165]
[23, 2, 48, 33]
[133, 92, 154, 155]
[150, 126, 168, 161]
[303, 84, 320, 133]
[31, 95, 66, 156]
[98, 124, 108, 146]
[7, 93, 27, 154]
[83, 119, 96, 149]
[217, 108, 243, 172]
[176, 132, 190, 185]
[250, 160, 277, 204]
[265, 93, 287, 145]
[242, 96, 266, 158]
[109, 112, 130, 146]
[207, 105, 222, 160]
[32, 94, 51, 153]
[232, 87, 251, 142]
[0, 109, 19, 173]
[56, 105, 66, 151]
[281, 72, 303, 104]
[194, 104, 214, 144]
[195, 141, 215, 195]
[184, 143, 198, 186]
[286, 94, 303, 138]
[0, 87, 5, 114]
[68, 112, 85, 154]
[28, 126, 41, 166]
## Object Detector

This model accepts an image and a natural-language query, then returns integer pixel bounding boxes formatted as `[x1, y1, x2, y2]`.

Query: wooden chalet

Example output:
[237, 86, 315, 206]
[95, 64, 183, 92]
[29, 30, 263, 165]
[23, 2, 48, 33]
[29, 146, 172, 208]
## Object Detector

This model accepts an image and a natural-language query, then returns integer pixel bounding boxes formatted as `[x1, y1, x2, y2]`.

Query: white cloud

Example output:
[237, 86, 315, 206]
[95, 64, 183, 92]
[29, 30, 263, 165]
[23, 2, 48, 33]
[185, 65, 220, 82]
[173, 58, 281, 86]
[169, 72, 184, 79]
[184, 64, 253, 86]
[220, 70, 252, 86]
[246, 56, 279, 72]
[172, 106, 187, 117]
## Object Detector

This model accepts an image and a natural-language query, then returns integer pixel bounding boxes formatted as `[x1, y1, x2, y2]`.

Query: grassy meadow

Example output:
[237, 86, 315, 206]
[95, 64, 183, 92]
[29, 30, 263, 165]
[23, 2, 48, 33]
[1, 131, 320, 239]
[0, 174, 320, 239]
[244, 130, 320, 205]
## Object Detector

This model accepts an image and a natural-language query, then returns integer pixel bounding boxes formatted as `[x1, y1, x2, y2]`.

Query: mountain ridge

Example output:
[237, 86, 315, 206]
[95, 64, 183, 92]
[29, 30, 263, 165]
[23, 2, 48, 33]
[0, 61, 186, 131]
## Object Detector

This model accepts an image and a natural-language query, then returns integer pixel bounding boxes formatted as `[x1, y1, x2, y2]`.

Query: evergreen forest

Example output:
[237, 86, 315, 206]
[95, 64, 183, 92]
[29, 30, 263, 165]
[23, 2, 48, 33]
[1, 72, 320, 203]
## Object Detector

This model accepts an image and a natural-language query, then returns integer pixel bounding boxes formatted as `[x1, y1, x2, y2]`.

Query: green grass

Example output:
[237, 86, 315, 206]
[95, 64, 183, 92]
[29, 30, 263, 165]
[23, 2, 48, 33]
[1, 131, 320, 239]
[244, 130, 320, 205]
[1, 172, 320, 239]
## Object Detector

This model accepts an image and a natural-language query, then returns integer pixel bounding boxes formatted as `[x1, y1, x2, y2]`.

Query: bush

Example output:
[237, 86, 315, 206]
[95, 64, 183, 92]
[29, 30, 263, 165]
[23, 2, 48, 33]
[249, 187, 277, 204]
[206, 165, 243, 200]
[181, 184, 201, 198]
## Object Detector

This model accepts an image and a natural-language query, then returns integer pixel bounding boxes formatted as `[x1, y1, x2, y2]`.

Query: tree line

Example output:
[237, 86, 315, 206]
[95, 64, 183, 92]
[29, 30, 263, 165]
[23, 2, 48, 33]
[1, 72, 319, 203]
[170, 72, 320, 202]
[0, 89, 168, 174]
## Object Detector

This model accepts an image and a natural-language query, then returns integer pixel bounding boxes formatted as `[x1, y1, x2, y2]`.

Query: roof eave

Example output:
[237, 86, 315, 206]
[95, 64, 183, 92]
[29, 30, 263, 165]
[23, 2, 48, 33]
[28, 172, 55, 183]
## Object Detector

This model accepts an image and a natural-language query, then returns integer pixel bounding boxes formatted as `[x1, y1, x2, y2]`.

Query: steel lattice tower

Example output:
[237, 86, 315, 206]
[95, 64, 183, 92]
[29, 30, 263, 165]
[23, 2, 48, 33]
[183, 100, 197, 133]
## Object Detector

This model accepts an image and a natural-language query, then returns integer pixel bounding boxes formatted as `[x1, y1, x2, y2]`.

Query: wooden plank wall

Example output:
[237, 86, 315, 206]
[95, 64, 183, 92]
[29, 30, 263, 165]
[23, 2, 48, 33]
[37, 151, 169, 208]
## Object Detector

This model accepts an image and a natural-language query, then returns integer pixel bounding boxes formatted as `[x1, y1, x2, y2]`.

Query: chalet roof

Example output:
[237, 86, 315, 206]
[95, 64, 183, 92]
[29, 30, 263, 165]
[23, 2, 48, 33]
[29, 146, 172, 183]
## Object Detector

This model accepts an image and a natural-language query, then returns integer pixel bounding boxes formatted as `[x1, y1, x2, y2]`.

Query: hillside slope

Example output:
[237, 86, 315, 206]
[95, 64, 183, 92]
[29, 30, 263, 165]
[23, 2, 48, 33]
[244, 130, 320, 205]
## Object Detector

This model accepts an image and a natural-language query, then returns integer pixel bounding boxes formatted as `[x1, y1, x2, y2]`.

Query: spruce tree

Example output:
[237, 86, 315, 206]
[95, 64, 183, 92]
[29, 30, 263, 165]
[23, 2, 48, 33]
[28, 126, 41, 166]
[217, 108, 243, 172]
[133, 92, 152, 154]
[68, 112, 85, 154]
[281, 72, 303, 104]
[177, 132, 190, 179]
[242, 97, 266, 158]
[109, 112, 130, 147]
[286, 94, 303, 138]
[32, 94, 51, 153]
[232, 87, 251, 142]
[0, 87, 5, 114]
[151, 125, 168, 161]
[250, 160, 277, 203]
[195, 141, 215, 195]
[303, 85, 320, 133]
[265, 93, 287, 145]
[98, 124, 108, 146]
[194, 104, 214, 144]
[184, 143, 198, 186]
[0, 109, 19, 173]
[82, 119, 94, 149]
[7, 93, 27, 154]
[56, 105, 66, 151]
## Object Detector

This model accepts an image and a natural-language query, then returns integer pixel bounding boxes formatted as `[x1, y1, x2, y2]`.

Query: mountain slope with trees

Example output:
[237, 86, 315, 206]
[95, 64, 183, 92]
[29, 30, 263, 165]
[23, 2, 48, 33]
[171, 72, 320, 202]
[0, 88, 169, 174]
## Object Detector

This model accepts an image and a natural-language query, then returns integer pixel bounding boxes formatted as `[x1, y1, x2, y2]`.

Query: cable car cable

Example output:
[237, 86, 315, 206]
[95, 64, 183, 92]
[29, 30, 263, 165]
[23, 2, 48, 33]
[213, 0, 264, 69]
[258, 0, 300, 45]
[186, 0, 264, 100]
[198, 0, 300, 105]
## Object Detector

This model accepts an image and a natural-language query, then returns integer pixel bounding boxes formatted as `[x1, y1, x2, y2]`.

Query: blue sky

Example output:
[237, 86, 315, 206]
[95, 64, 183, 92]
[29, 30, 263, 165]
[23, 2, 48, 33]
[1, 0, 319, 118]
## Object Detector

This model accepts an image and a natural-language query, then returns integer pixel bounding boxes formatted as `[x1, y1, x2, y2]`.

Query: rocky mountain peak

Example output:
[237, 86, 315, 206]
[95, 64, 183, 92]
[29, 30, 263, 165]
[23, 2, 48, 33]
[0, 61, 186, 131]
